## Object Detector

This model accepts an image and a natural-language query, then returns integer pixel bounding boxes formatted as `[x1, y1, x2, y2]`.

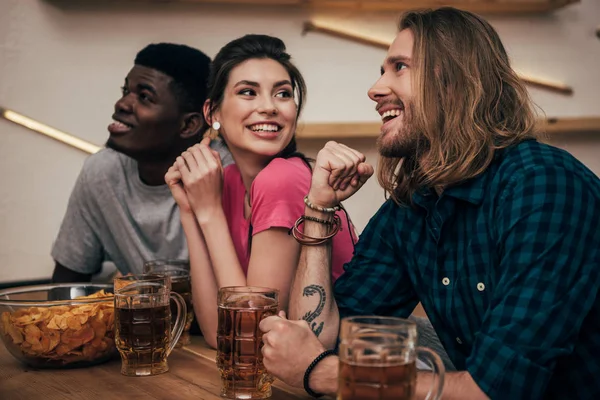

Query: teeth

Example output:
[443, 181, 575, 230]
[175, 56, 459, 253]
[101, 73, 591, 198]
[380, 109, 402, 120]
[249, 124, 279, 132]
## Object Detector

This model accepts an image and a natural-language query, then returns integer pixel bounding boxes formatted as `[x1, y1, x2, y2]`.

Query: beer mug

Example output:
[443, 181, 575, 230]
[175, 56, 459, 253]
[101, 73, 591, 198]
[114, 273, 172, 292]
[338, 316, 445, 400]
[217, 286, 279, 399]
[114, 279, 186, 377]
[143, 260, 194, 347]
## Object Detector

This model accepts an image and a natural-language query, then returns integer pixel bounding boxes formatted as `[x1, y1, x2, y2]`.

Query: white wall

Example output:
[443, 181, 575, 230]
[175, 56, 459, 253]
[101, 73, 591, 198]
[1, 0, 599, 283]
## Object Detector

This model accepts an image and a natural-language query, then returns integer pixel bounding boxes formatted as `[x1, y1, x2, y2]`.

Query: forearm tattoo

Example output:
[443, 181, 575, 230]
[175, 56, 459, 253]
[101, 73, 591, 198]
[301, 284, 326, 337]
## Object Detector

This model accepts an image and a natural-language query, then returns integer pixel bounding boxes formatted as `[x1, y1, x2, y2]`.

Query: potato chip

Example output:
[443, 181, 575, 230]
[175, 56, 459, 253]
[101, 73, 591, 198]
[46, 316, 60, 330]
[90, 317, 106, 339]
[66, 315, 82, 331]
[82, 343, 98, 359]
[58, 312, 73, 330]
[49, 306, 71, 315]
[45, 329, 60, 352]
[7, 324, 24, 344]
[30, 340, 44, 352]
[24, 324, 42, 345]
[72, 326, 95, 344]
[55, 343, 71, 356]
[91, 336, 104, 348]
[78, 314, 89, 325]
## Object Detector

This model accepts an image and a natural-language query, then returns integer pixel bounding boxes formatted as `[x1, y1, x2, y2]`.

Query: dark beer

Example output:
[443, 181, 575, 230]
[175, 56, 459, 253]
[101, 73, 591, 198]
[115, 304, 170, 375]
[338, 357, 416, 400]
[217, 297, 277, 399]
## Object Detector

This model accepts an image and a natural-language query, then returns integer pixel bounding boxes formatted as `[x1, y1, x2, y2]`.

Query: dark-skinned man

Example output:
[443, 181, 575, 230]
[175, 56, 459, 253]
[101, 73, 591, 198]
[51, 43, 232, 282]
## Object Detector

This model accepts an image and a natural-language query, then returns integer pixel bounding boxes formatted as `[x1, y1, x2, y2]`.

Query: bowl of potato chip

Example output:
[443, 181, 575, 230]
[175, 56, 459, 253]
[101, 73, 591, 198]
[0, 283, 116, 368]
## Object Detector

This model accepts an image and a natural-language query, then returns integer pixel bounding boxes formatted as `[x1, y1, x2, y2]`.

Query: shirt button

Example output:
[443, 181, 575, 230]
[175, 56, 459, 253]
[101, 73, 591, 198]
[442, 277, 450, 286]
[456, 337, 463, 344]
[477, 282, 485, 291]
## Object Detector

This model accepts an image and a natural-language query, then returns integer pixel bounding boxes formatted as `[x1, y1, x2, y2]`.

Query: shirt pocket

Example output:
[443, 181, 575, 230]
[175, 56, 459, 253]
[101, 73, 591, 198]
[449, 275, 491, 343]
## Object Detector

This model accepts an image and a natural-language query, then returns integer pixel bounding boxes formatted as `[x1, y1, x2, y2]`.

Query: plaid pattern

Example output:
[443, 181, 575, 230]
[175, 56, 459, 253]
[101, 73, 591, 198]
[335, 140, 600, 400]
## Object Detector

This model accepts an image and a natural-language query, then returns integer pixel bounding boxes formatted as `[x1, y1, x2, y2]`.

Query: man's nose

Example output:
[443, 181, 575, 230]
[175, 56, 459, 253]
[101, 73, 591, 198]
[114, 94, 133, 114]
[368, 76, 393, 103]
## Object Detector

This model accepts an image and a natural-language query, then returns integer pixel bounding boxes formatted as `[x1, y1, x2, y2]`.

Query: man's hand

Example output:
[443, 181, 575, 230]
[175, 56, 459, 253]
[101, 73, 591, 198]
[309, 141, 374, 208]
[260, 312, 326, 388]
[175, 137, 224, 224]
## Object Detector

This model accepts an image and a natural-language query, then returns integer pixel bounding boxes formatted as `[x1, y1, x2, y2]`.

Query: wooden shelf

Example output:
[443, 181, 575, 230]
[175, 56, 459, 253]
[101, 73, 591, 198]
[297, 117, 600, 139]
[104, 0, 579, 15]
[543, 117, 600, 135]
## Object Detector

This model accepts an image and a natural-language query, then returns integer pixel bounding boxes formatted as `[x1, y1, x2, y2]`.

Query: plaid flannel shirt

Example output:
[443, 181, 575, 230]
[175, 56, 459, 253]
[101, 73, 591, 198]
[335, 140, 600, 400]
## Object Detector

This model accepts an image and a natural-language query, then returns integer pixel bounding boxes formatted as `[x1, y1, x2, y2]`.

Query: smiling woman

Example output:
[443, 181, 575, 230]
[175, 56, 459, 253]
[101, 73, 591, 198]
[164, 35, 358, 349]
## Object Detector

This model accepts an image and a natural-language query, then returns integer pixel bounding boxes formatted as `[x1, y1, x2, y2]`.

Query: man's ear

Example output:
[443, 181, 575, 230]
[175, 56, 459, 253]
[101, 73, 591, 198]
[179, 112, 203, 139]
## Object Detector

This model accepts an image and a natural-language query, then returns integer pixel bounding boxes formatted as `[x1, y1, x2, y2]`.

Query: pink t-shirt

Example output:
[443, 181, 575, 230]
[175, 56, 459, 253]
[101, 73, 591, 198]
[221, 157, 355, 281]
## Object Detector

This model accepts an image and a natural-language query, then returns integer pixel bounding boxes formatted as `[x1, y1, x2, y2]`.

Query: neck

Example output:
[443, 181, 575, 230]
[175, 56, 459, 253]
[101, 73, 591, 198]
[136, 137, 200, 186]
[137, 157, 176, 186]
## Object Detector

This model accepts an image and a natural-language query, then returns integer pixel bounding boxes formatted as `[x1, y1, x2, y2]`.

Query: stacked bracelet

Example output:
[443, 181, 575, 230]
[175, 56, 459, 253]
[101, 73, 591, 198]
[303, 349, 337, 398]
[290, 215, 341, 246]
[304, 196, 341, 213]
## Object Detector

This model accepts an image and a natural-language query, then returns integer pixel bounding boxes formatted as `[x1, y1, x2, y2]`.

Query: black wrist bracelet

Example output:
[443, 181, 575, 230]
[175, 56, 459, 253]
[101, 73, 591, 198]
[303, 349, 337, 398]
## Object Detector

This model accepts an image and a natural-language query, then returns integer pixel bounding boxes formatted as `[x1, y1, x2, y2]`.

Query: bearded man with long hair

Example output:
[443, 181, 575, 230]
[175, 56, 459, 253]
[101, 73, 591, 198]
[259, 7, 600, 400]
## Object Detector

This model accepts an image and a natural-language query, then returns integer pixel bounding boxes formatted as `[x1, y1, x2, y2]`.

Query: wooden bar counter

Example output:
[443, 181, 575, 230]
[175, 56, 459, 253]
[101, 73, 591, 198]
[0, 336, 311, 399]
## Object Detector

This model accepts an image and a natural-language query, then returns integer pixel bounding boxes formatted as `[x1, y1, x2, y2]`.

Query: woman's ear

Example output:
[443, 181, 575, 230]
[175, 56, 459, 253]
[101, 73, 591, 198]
[203, 99, 221, 140]
[203, 99, 212, 127]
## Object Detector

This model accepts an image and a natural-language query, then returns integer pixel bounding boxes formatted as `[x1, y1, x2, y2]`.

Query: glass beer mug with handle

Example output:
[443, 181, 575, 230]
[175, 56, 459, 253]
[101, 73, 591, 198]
[143, 260, 194, 347]
[217, 286, 279, 399]
[114, 280, 187, 377]
[338, 316, 445, 400]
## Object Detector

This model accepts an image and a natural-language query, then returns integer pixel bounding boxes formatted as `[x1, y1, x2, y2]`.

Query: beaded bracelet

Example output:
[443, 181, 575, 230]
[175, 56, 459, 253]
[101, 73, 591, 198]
[304, 196, 341, 213]
[303, 215, 334, 226]
[290, 215, 341, 246]
[303, 349, 337, 398]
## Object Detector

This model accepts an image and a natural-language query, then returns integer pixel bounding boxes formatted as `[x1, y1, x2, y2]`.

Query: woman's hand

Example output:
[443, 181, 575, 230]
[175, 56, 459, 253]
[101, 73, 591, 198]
[176, 137, 224, 225]
[165, 165, 193, 215]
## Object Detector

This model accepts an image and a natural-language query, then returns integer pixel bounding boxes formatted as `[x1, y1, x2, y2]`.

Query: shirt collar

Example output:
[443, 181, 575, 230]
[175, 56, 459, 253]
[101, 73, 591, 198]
[442, 171, 489, 205]
[412, 149, 505, 208]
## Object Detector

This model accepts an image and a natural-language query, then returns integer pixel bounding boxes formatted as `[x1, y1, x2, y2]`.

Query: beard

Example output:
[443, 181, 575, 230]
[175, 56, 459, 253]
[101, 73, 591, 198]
[376, 102, 421, 159]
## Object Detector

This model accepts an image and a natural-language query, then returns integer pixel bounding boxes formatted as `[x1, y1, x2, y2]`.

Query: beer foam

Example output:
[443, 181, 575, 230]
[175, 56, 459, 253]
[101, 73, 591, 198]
[343, 354, 413, 367]
[223, 294, 278, 309]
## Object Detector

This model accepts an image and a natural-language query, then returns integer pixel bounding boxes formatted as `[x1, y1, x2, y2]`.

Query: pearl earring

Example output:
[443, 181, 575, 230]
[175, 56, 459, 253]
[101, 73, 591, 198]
[212, 121, 221, 131]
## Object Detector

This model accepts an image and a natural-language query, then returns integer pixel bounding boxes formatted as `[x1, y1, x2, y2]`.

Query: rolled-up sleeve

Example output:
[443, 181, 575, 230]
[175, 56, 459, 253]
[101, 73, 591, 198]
[466, 165, 600, 399]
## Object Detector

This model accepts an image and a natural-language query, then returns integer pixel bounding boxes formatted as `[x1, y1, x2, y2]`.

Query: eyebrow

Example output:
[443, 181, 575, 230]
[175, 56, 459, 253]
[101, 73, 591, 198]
[136, 83, 157, 95]
[124, 78, 158, 94]
[380, 55, 412, 74]
[233, 79, 293, 88]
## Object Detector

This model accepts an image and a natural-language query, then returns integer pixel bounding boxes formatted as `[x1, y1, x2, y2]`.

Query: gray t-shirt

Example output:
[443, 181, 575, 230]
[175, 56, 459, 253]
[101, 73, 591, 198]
[51, 140, 233, 275]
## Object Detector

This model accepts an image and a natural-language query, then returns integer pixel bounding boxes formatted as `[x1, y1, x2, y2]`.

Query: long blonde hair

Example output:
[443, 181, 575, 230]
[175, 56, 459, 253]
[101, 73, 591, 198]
[378, 7, 539, 206]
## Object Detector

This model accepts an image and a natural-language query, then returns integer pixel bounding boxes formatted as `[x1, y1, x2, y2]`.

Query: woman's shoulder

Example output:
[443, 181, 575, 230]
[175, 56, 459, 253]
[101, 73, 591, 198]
[252, 157, 311, 197]
[263, 157, 310, 177]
